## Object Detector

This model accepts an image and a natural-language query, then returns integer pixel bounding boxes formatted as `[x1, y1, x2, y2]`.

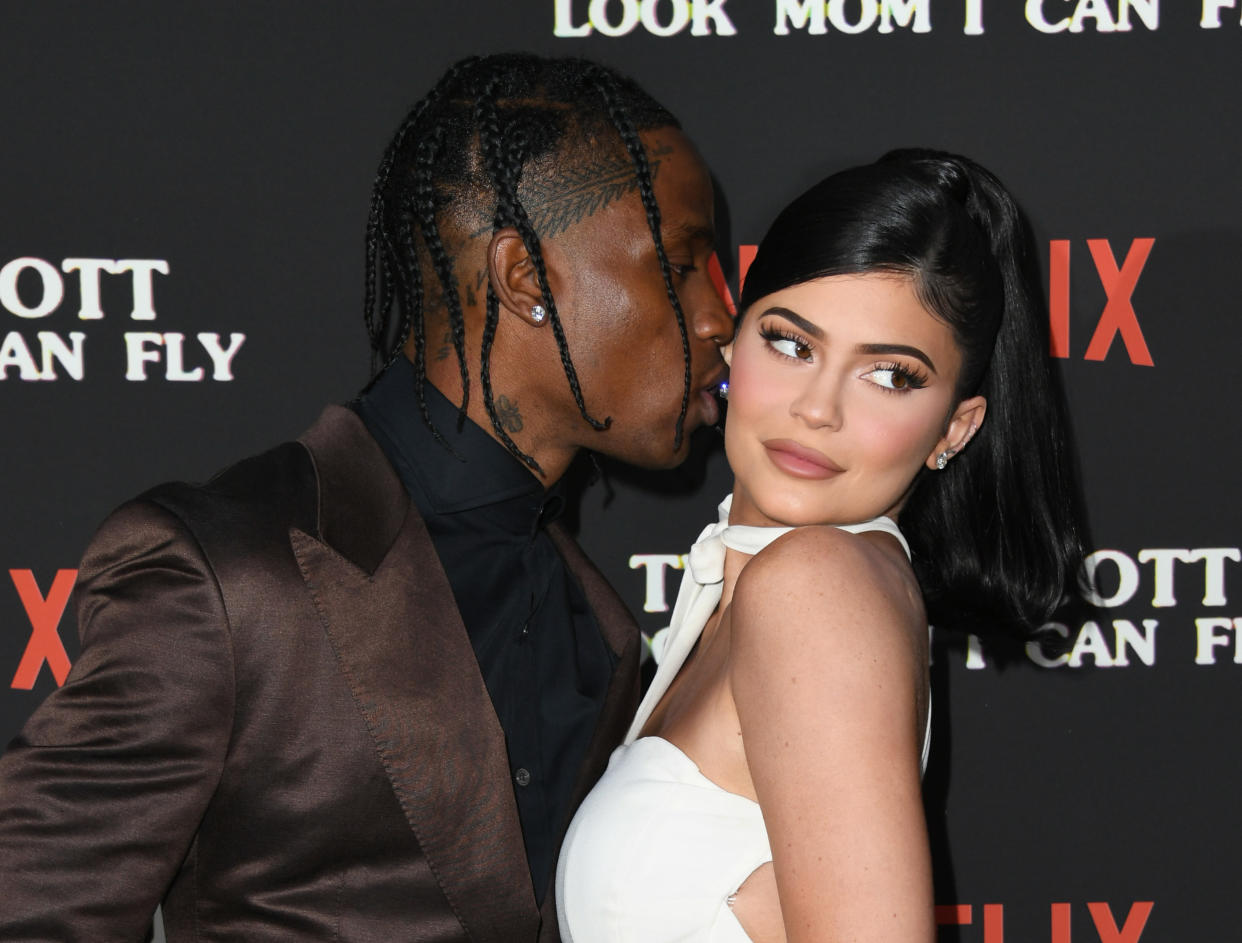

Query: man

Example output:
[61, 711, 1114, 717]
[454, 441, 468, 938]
[0, 55, 732, 941]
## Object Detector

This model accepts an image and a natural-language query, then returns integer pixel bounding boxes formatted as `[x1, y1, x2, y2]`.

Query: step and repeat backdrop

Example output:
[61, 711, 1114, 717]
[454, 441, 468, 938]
[3, 2, 1239, 939]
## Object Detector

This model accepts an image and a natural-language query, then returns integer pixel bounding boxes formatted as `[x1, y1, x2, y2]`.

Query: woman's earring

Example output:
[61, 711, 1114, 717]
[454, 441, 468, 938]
[530, 304, 547, 324]
[935, 450, 950, 470]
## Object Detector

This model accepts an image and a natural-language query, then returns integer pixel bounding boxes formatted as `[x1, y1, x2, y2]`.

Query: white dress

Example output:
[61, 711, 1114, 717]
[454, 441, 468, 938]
[556, 495, 928, 943]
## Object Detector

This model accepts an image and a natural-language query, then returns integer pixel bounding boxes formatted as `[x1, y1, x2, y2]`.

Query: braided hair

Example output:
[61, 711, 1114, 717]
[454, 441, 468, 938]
[363, 54, 692, 473]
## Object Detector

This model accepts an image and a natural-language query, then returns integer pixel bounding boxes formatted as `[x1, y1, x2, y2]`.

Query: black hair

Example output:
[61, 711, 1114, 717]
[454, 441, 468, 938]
[363, 53, 691, 473]
[740, 149, 1088, 639]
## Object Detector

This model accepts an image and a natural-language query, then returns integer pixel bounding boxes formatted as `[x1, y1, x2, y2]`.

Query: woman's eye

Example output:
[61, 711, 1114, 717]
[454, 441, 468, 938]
[865, 366, 921, 391]
[769, 336, 812, 361]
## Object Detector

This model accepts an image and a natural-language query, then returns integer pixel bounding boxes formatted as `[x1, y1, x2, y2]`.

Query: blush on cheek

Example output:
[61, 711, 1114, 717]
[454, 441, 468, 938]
[867, 411, 945, 470]
[723, 342, 779, 408]
[721, 346, 785, 469]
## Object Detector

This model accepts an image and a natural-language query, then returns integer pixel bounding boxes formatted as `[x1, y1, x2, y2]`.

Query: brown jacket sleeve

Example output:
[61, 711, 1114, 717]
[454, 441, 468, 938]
[0, 498, 235, 941]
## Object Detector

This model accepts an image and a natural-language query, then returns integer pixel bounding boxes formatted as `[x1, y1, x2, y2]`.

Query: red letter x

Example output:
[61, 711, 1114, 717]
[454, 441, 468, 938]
[1089, 901, 1154, 943]
[10, 568, 76, 689]
[1083, 238, 1155, 365]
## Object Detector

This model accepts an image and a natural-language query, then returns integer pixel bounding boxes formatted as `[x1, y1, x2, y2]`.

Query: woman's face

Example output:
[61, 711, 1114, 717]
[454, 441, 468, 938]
[724, 272, 985, 529]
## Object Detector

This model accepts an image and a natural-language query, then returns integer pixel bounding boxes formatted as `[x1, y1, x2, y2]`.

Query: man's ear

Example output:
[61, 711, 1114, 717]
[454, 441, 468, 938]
[488, 227, 548, 326]
[925, 395, 987, 470]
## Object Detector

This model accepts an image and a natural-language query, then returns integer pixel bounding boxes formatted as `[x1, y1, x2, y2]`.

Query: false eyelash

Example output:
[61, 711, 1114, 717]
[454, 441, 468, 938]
[758, 325, 813, 358]
[871, 360, 930, 391]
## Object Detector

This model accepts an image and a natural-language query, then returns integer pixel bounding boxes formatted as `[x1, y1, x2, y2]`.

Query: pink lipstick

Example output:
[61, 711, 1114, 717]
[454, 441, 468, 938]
[763, 439, 843, 480]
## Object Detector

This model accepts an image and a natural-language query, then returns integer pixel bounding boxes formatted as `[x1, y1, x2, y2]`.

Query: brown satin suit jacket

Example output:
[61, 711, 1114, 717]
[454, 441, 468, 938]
[0, 406, 641, 942]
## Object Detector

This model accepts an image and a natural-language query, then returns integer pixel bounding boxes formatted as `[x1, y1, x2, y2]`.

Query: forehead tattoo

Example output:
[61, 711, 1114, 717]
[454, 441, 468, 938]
[519, 142, 673, 238]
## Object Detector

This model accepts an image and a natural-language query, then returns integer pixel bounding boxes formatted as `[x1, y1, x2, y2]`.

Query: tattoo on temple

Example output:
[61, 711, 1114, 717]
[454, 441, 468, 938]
[515, 143, 672, 237]
[496, 395, 523, 433]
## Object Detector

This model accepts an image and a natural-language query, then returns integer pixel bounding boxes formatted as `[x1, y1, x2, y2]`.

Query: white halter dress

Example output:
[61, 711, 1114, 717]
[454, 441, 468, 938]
[556, 496, 928, 942]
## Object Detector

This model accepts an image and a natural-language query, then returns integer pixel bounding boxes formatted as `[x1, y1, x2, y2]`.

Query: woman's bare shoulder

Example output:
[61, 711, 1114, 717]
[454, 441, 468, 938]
[731, 523, 925, 658]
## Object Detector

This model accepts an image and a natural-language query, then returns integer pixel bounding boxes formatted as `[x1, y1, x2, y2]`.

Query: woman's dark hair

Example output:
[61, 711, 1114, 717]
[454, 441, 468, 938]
[740, 149, 1087, 638]
[363, 53, 691, 472]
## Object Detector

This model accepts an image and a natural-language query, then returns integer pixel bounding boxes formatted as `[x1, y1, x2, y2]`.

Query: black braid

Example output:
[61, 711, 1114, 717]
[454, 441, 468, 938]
[589, 65, 693, 450]
[362, 54, 684, 466]
[414, 124, 473, 435]
[474, 72, 548, 471]
[477, 87, 611, 444]
[363, 56, 479, 378]
[393, 207, 432, 436]
[512, 181, 613, 436]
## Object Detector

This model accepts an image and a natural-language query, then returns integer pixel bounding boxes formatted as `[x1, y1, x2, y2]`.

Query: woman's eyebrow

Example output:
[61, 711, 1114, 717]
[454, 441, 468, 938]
[760, 306, 825, 340]
[857, 343, 937, 373]
[760, 308, 939, 372]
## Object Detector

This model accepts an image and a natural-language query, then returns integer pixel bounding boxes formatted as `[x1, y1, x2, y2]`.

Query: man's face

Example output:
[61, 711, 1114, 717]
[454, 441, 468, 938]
[534, 127, 734, 469]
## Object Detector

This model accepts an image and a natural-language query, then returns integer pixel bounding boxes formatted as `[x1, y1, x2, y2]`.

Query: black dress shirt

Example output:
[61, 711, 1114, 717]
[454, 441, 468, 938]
[353, 360, 614, 903]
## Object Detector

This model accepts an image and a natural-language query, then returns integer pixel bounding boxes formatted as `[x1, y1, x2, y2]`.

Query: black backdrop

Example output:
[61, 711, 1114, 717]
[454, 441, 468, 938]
[3, 3, 1240, 939]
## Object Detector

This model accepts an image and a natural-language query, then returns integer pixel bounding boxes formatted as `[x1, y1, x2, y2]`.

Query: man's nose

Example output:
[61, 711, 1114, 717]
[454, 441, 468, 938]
[692, 282, 735, 345]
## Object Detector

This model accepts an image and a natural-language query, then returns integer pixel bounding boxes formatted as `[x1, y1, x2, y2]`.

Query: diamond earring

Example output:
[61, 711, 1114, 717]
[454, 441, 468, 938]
[530, 304, 547, 324]
[935, 451, 950, 470]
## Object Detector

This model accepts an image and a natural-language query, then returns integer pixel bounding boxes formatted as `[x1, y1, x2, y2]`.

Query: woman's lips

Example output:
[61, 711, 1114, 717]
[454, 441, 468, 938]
[763, 439, 844, 479]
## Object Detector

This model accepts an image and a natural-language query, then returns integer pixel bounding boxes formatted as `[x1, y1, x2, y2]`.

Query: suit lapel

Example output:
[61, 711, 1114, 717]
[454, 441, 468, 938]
[293, 407, 538, 942]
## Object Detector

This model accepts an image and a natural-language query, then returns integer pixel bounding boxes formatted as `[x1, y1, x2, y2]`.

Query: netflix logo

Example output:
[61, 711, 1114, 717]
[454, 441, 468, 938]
[936, 900, 1153, 942]
[1048, 239, 1153, 365]
[715, 238, 1157, 368]
[7, 569, 75, 690]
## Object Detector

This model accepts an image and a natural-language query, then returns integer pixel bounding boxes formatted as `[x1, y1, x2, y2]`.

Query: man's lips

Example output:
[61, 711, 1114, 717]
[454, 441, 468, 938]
[694, 368, 729, 427]
[763, 439, 844, 479]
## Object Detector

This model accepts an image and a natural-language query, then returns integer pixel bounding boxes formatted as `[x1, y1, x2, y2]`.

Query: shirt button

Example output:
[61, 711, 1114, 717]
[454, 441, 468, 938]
[514, 768, 532, 787]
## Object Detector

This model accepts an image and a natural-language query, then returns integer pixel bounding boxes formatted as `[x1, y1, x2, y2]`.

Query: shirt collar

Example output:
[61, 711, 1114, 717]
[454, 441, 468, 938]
[355, 358, 566, 530]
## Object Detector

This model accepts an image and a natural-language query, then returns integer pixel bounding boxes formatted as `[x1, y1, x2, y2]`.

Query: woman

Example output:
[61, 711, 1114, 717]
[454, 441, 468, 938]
[556, 150, 1086, 941]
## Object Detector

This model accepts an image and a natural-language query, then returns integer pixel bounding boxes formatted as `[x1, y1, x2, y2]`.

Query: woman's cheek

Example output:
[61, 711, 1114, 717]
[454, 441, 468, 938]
[728, 345, 782, 414]
[869, 405, 945, 465]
